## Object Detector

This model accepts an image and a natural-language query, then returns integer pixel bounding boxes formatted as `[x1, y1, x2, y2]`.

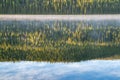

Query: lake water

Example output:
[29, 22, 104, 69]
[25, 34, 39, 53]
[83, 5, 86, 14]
[0, 15, 120, 21]
[0, 60, 120, 80]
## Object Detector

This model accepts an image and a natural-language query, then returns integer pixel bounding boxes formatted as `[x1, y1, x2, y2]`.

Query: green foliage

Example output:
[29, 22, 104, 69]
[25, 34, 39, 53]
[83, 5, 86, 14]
[0, 20, 120, 62]
[0, 0, 120, 14]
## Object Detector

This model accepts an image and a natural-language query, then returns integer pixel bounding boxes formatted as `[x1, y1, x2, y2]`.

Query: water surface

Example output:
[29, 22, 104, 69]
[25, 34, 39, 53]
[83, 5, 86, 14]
[0, 15, 120, 21]
[0, 60, 120, 80]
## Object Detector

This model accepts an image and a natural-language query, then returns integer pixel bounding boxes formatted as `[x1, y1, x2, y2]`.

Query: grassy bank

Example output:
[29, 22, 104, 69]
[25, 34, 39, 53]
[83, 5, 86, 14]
[0, 44, 120, 62]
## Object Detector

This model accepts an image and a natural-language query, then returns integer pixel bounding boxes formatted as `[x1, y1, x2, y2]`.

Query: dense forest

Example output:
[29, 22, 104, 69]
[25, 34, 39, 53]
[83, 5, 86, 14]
[0, 0, 120, 14]
[0, 20, 120, 62]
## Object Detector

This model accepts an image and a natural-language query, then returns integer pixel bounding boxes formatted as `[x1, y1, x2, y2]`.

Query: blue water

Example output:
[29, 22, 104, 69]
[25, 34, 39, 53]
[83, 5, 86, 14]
[0, 60, 120, 80]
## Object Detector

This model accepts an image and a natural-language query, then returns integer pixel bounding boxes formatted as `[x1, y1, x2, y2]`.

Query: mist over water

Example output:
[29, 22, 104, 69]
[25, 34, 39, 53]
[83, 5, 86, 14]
[0, 15, 120, 21]
[0, 15, 120, 28]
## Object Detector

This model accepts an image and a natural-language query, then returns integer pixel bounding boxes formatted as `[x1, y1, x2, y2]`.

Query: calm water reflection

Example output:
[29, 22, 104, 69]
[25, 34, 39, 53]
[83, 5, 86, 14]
[0, 60, 120, 80]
